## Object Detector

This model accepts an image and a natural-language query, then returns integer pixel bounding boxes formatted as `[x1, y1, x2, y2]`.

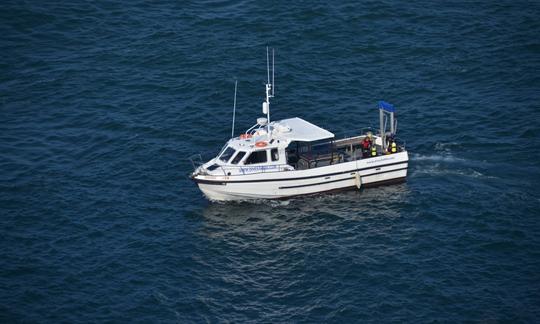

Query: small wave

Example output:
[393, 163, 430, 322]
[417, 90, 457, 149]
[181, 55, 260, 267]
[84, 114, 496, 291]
[208, 197, 291, 206]
[153, 291, 173, 306]
[268, 199, 291, 207]
[434, 142, 460, 152]
[411, 165, 496, 179]
[411, 153, 467, 163]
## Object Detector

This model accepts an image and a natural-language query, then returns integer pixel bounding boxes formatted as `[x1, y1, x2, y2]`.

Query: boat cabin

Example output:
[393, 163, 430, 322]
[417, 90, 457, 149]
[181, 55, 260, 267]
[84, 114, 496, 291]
[206, 117, 332, 175]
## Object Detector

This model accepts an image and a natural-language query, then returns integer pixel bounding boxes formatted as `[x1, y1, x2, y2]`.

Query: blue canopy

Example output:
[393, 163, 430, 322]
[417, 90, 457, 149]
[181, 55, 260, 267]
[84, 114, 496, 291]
[378, 101, 395, 113]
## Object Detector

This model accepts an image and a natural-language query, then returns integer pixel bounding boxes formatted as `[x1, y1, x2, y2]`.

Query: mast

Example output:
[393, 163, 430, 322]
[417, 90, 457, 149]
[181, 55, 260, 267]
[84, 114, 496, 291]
[262, 47, 275, 136]
[231, 80, 237, 138]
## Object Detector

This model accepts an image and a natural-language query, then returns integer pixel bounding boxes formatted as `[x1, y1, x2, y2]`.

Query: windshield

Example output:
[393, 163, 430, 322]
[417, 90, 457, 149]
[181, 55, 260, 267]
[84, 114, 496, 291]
[219, 147, 236, 163]
[217, 143, 228, 157]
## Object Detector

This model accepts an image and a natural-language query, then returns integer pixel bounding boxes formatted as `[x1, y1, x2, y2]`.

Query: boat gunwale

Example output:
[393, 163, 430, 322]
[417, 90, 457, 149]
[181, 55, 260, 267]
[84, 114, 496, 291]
[192, 159, 408, 185]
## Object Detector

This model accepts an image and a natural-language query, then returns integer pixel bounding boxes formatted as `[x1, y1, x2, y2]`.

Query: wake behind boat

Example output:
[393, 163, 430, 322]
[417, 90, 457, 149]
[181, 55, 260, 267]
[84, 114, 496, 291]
[189, 49, 409, 201]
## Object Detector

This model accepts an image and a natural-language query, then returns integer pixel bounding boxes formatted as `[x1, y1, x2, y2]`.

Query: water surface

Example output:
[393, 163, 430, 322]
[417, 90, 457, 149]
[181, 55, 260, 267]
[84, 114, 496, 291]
[1, 0, 540, 322]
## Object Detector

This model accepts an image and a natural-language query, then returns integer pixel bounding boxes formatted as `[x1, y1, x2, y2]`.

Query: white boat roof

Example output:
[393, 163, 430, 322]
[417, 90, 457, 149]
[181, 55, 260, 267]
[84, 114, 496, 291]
[271, 117, 334, 142]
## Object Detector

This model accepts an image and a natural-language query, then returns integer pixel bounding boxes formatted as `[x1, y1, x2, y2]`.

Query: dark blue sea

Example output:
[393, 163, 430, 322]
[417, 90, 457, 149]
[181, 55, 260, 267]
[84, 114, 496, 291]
[2, 0, 540, 322]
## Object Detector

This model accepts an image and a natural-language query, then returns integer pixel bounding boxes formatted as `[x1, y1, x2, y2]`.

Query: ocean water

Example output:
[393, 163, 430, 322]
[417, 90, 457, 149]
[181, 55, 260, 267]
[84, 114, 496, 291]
[2, 0, 540, 322]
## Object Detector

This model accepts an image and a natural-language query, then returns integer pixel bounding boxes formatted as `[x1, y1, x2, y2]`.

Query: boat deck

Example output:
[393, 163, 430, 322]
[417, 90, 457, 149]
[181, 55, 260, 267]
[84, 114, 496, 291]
[289, 135, 403, 170]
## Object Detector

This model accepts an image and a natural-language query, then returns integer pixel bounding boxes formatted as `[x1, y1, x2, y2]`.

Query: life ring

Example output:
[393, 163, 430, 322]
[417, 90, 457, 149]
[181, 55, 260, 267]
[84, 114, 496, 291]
[255, 141, 267, 147]
[239, 133, 252, 140]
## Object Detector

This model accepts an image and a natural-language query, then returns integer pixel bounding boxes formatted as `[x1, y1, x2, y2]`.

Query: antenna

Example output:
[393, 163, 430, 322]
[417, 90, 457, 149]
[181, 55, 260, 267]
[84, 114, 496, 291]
[272, 49, 275, 97]
[231, 80, 237, 138]
[266, 47, 270, 84]
[262, 47, 275, 136]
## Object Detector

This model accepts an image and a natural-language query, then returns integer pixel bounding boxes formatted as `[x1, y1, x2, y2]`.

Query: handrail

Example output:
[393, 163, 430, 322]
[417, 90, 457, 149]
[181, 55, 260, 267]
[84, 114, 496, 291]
[334, 135, 363, 143]
[216, 163, 294, 176]
[245, 123, 267, 135]
[191, 126, 406, 177]
[188, 154, 204, 172]
[360, 126, 379, 136]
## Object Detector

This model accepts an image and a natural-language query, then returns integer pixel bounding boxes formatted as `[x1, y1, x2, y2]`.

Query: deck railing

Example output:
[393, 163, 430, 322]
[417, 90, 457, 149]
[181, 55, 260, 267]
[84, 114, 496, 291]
[188, 153, 210, 173]
[214, 164, 294, 176]
[189, 131, 407, 177]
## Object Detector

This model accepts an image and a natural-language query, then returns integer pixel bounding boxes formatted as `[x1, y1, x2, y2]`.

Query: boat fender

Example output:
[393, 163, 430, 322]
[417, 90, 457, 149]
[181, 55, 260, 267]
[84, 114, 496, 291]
[355, 172, 362, 189]
[255, 141, 267, 147]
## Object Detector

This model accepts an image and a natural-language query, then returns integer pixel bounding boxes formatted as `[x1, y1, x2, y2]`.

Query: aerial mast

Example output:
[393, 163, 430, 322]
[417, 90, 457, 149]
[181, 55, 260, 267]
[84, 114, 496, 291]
[262, 47, 275, 136]
[231, 80, 237, 138]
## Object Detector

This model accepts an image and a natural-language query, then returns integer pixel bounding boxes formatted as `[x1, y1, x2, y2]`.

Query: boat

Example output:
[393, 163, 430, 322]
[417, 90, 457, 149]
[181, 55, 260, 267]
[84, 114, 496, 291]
[189, 49, 409, 201]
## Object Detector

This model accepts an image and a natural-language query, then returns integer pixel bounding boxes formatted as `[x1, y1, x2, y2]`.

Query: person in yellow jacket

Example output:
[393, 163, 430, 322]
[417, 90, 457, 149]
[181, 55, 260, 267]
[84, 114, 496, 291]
[389, 141, 397, 153]
[370, 145, 377, 157]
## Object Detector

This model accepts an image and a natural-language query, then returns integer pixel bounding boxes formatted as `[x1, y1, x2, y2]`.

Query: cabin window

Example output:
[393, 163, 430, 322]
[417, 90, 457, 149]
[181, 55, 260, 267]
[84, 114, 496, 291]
[244, 150, 267, 164]
[219, 147, 236, 163]
[231, 151, 246, 164]
[207, 164, 220, 171]
[271, 148, 279, 161]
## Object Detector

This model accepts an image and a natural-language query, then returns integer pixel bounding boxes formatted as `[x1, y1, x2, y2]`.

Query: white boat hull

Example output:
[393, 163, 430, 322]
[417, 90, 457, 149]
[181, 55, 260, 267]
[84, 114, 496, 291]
[192, 152, 408, 201]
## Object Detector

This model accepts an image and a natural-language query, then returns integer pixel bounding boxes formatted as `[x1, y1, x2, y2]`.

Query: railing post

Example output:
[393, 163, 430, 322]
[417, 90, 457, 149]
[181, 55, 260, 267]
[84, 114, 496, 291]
[379, 109, 385, 152]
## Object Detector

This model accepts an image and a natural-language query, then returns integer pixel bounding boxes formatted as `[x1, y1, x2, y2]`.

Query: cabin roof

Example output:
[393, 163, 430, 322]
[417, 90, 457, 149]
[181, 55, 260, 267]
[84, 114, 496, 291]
[271, 117, 334, 142]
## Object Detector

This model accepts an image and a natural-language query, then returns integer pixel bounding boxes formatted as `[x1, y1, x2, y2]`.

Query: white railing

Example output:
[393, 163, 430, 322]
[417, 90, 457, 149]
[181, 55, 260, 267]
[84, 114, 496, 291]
[215, 164, 294, 176]
[188, 154, 204, 172]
